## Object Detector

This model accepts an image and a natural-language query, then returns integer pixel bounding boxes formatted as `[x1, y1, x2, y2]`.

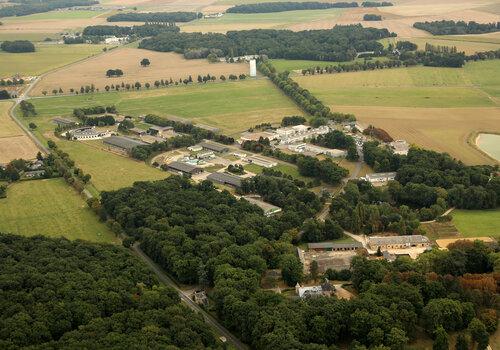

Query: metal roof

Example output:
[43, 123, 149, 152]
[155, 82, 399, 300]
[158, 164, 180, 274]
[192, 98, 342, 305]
[368, 235, 430, 246]
[167, 161, 203, 174]
[308, 242, 363, 249]
[104, 136, 147, 150]
[207, 172, 242, 187]
[198, 141, 228, 153]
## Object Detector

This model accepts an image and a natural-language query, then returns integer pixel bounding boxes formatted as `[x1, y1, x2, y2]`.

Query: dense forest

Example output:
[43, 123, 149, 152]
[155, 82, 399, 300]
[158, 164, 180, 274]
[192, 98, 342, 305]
[100, 176, 499, 350]
[310, 130, 359, 160]
[0, 0, 97, 17]
[363, 142, 500, 210]
[82, 23, 179, 38]
[107, 11, 202, 23]
[414, 20, 500, 35]
[139, 25, 395, 61]
[226, 2, 358, 13]
[0, 40, 35, 53]
[0, 234, 222, 349]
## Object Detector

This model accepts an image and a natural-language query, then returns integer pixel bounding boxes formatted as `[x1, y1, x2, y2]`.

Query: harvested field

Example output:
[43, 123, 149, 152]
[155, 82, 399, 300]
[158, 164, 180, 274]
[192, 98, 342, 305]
[335, 106, 500, 165]
[0, 43, 107, 78]
[32, 48, 249, 96]
[0, 101, 39, 163]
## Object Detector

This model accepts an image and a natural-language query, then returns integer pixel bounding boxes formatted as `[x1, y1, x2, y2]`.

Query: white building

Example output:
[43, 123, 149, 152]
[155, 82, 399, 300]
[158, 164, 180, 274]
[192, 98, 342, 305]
[188, 145, 203, 152]
[104, 36, 128, 45]
[390, 140, 409, 155]
[363, 172, 397, 184]
[67, 127, 111, 140]
[278, 125, 330, 145]
[247, 155, 277, 168]
[204, 12, 223, 18]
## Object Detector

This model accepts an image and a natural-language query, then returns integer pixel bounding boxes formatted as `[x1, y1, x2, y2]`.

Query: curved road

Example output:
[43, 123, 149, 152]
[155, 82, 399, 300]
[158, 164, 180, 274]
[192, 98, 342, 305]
[132, 243, 248, 350]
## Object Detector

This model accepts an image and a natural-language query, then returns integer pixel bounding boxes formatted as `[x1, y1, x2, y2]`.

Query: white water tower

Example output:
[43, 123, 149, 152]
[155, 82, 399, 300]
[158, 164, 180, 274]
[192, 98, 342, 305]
[249, 59, 257, 77]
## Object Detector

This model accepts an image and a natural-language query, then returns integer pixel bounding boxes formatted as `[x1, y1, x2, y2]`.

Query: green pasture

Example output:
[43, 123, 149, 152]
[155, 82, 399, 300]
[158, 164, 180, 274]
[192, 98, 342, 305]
[270, 57, 389, 72]
[452, 209, 500, 238]
[0, 178, 118, 243]
[25, 79, 302, 135]
[294, 60, 500, 108]
[2, 10, 106, 21]
[0, 43, 106, 77]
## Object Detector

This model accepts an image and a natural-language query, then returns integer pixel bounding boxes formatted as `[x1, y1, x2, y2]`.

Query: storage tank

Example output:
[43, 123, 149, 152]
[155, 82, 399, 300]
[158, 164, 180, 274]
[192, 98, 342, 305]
[249, 59, 257, 77]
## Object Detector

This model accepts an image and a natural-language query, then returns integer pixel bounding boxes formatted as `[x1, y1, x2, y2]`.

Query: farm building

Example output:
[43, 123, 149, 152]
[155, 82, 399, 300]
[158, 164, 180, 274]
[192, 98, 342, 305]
[68, 127, 111, 140]
[363, 172, 397, 184]
[288, 143, 347, 158]
[243, 197, 282, 216]
[308, 242, 363, 252]
[207, 172, 243, 188]
[198, 141, 229, 153]
[103, 136, 147, 153]
[129, 127, 146, 136]
[52, 117, 77, 127]
[239, 131, 278, 143]
[435, 237, 497, 250]
[188, 145, 203, 152]
[166, 161, 203, 176]
[247, 155, 277, 168]
[368, 235, 431, 250]
[148, 125, 173, 137]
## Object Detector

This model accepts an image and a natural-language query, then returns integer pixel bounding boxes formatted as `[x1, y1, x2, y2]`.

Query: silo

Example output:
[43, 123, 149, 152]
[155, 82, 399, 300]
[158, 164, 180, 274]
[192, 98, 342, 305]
[249, 59, 257, 77]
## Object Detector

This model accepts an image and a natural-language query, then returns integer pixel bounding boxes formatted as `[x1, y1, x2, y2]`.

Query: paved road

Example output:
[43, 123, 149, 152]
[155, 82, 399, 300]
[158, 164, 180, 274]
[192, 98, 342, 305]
[131, 243, 249, 350]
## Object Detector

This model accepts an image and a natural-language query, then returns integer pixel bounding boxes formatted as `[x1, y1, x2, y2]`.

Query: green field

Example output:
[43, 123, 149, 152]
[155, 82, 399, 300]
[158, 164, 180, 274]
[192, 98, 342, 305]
[270, 57, 389, 72]
[180, 8, 343, 31]
[0, 33, 60, 42]
[294, 60, 500, 108]
[0, 43, 107, 77]
[56, 140, 168, 191]
[452, 209, 500, 237]
[0, 178, 118, 243]
[26, 79, 302, 135]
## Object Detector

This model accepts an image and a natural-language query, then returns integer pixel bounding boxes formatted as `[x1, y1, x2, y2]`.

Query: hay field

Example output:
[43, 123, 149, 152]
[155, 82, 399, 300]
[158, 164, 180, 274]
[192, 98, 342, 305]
[0, 178, 118, 243]
[270, 57, 389, 72]
[294, 61, 500, 108]
[27, 79, 302, 135]
[0, 101, 39, 164]
[336, 105, 500, 165]
[0, 43, 107, 78]
[32, 48, 249, 96]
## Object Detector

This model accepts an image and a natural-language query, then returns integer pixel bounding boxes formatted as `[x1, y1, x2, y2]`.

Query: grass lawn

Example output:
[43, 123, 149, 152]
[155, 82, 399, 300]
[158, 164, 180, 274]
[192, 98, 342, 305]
[244, 162, 310, 182]
[294, 61, 500, 108]
[0, 33, 60, 42]
[0, 178, 118, 243]
[0, 43, 107, 77]
[451, 209, 500, 238]
[57, 140, 168, 192]
[26, 79, 302, 135]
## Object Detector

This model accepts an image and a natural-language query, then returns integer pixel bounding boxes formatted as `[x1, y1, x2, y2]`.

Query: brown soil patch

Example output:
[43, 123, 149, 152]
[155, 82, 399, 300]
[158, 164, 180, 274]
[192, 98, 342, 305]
[0, 135, 39, 163]
[334, 105, 500, 165]
[32, 48, 249, 96]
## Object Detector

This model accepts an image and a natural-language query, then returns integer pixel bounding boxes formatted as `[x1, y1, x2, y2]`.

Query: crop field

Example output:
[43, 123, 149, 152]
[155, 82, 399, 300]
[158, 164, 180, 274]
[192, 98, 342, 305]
[270, 58, 389, 72]
[1, 10, 107, 22]
[0, 101, 39, 163]
[0, 178, 118, 243]
[392, 36, 500, 55]
[180, 8, 344, 32]
[32, 48, 249, 96]
[294, 61, 500, 108]
[27, 79, 303, 135]
[451, 209, 500, 237]
[0, 44, 107, 78]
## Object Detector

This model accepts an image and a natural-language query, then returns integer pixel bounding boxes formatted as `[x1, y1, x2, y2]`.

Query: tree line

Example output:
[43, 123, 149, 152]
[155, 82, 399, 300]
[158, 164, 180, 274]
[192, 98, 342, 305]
[107, 11, 202, 23]
[0, 40, 35, 53]
[363, 141, 500, 210]
[139, 25, 395, 62]
[0, 234, 223, 349]
[98, 175, 498, 349]
[414, 20, 500, 35]
[226, 2, 358, 14]
[363, 14, 382, 21]
[361, 1, 393, 6]
[258, 59, 356, 124]
[0, 0, 97, 17]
